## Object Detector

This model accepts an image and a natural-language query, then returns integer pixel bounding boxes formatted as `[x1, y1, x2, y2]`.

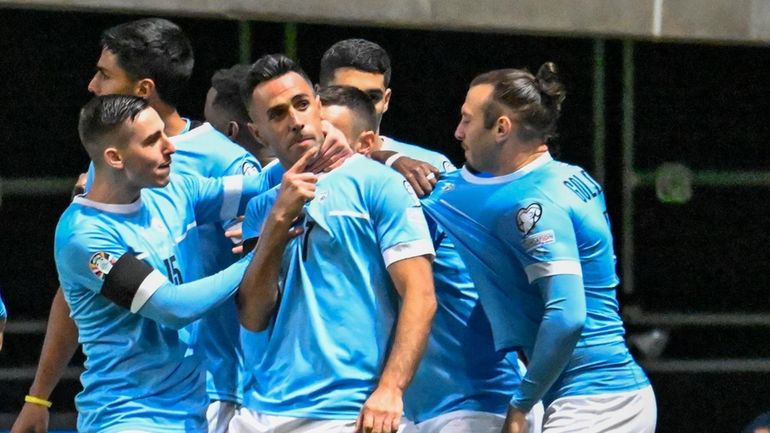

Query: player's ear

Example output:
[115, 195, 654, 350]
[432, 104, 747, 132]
[103, 146, 124, 170]
[382, 88, 392, 114]
[227, 121, 240, 141]
[356, 130, 377, 156]
[135, 78, 155, 99]
[246, 122, 261, 142]
[496, 115, 513, 142]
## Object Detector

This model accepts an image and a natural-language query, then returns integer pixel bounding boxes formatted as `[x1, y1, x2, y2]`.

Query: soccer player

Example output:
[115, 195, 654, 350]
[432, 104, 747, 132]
[318, 38, 444, 197]
[232, 54, 436, 433]
[55, 94, 289, 432]
[422, 64, 656, 433]
[205, 64, 276, 167]
[318, 85, 542, 433]
[12, 18, 347, 433]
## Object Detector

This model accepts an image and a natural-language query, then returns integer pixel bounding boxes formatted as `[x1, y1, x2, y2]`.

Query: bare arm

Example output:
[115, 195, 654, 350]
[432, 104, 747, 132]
[370, 150, 440, 197]
[11, 287, 79, 433]
[238, 150, 317, 331]
[357, 255, 436, 433]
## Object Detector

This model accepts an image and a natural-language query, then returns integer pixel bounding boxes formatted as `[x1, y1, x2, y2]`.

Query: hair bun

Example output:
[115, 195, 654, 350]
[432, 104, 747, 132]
[535, 62, 566, 111]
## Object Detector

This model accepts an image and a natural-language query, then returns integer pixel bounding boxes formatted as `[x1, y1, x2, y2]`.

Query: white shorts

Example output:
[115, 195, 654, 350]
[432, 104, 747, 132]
[413, 405, 543, 433]
[208, 400, 240, 433]
[229, 407, 417, 433]
[542, 386, 656, 433]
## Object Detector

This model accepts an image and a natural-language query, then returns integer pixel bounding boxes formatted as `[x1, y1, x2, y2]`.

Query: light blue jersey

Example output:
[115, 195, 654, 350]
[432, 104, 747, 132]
[382, 137, 521, 423]
[85, 121, 277, 404]
[422, 153, 649, 408]
[56, 173, 279, 433]
[0, 291, 6, 319]
[241, 154, 435, 419]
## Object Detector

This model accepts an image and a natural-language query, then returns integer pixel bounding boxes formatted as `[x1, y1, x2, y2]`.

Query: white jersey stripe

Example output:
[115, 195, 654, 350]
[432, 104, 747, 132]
[525, 260, 582, 283]
[130, 269, 167, 313]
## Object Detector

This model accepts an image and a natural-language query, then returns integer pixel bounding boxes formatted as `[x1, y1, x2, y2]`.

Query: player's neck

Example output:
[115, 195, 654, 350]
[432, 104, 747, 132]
[151, 101, 186, 137]
[495, 143, 549, 176]
[87, 173, 141, 205]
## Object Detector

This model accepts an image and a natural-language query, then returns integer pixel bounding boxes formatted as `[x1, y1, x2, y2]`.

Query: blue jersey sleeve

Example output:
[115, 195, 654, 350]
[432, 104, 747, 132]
[136, 254, 253, 329]
[182, 167, 284, 229]
[57, 228, 131, 296]
[243, 186, 280, 241]
[510, 274, 585, 411]
[369, 170, 435, 267]
[504, 198, 582, 283]
[0, 292, 6, 319]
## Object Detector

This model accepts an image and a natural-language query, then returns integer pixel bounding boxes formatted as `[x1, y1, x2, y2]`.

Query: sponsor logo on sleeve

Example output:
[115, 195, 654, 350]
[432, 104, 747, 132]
[89, 252, 117, 280]
[516, 202, 542, 236]
[242, 161, 259, 176]
[522, 229, 555, 251]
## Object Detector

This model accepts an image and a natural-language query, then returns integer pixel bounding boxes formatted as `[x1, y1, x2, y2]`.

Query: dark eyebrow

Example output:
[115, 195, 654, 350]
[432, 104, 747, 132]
[142, 131, 162, 146]
[266, 103, 289, 119]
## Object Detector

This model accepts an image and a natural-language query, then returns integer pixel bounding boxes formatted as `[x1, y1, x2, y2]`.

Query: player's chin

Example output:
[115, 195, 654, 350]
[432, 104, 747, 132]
[154, 171, 172, 187]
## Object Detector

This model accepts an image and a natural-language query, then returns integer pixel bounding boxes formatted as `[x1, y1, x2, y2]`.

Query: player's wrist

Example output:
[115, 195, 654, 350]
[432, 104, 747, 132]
[24, 394, 53, 408]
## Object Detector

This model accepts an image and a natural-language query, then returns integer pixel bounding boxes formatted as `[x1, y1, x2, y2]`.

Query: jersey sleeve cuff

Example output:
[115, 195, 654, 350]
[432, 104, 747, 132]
[220, 175, 244, 221]
[524, 260, 582, 283]
[382, 239, 435, 268]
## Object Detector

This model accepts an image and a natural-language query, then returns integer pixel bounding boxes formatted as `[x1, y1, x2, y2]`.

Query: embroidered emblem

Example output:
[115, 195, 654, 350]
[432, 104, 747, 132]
[516, 203, 543, 235]
[89, 252, 116, 280]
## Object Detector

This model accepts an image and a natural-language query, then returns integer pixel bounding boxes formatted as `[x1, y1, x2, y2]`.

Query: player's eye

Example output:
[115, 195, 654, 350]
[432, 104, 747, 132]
[366, 91, 383, 103]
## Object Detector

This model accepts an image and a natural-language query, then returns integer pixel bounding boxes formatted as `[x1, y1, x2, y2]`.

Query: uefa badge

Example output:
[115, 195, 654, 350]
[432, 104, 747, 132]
[89, 252, 116, 280]
[242, 161, 259, 176]
[516, 203, 543, 236]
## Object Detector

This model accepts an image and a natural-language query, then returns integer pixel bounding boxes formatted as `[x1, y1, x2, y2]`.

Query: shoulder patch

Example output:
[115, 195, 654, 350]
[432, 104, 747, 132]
[89, 252, 117, 280]
[516, 202, 543, 236]
[242, 161, 259, 176]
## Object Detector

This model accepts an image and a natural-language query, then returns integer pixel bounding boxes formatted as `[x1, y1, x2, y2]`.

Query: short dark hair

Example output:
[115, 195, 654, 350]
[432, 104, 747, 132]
[78, 95, 148, 160]
[471, 62, 566, 143]
[318, 85, 378, 136]
[240, 54, 312, 110]
[744, 411, 770, 433]
[101, 18, 194, 107]
[318, 39, 391, 87]
[210, 64, 251, 124]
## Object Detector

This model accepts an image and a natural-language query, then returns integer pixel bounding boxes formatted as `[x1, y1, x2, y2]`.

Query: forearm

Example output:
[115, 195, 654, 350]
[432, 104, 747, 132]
[28, 288, 79, 399]
[237, 213, 293, 331]
[510, 274, 585, 411]
[378, 257, 436, 391]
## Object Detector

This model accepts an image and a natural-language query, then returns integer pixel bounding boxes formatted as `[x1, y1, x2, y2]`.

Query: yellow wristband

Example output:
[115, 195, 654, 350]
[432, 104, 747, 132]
[24, 395, 52, 408]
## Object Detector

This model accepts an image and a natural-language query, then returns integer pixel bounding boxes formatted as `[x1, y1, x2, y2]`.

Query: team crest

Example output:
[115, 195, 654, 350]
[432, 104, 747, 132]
[516, 203, 543, 235]
[242, 161, 259, 176]
[440, 182, 455, 192]
[89, 251, 116, 280]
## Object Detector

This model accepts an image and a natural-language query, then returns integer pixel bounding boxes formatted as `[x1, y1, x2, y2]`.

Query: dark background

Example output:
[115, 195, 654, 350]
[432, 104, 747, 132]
[1, 8, 769, 432]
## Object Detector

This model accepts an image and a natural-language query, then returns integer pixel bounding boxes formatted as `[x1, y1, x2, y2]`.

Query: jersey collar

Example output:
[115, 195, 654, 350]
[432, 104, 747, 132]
[460, 152, 553, 185]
